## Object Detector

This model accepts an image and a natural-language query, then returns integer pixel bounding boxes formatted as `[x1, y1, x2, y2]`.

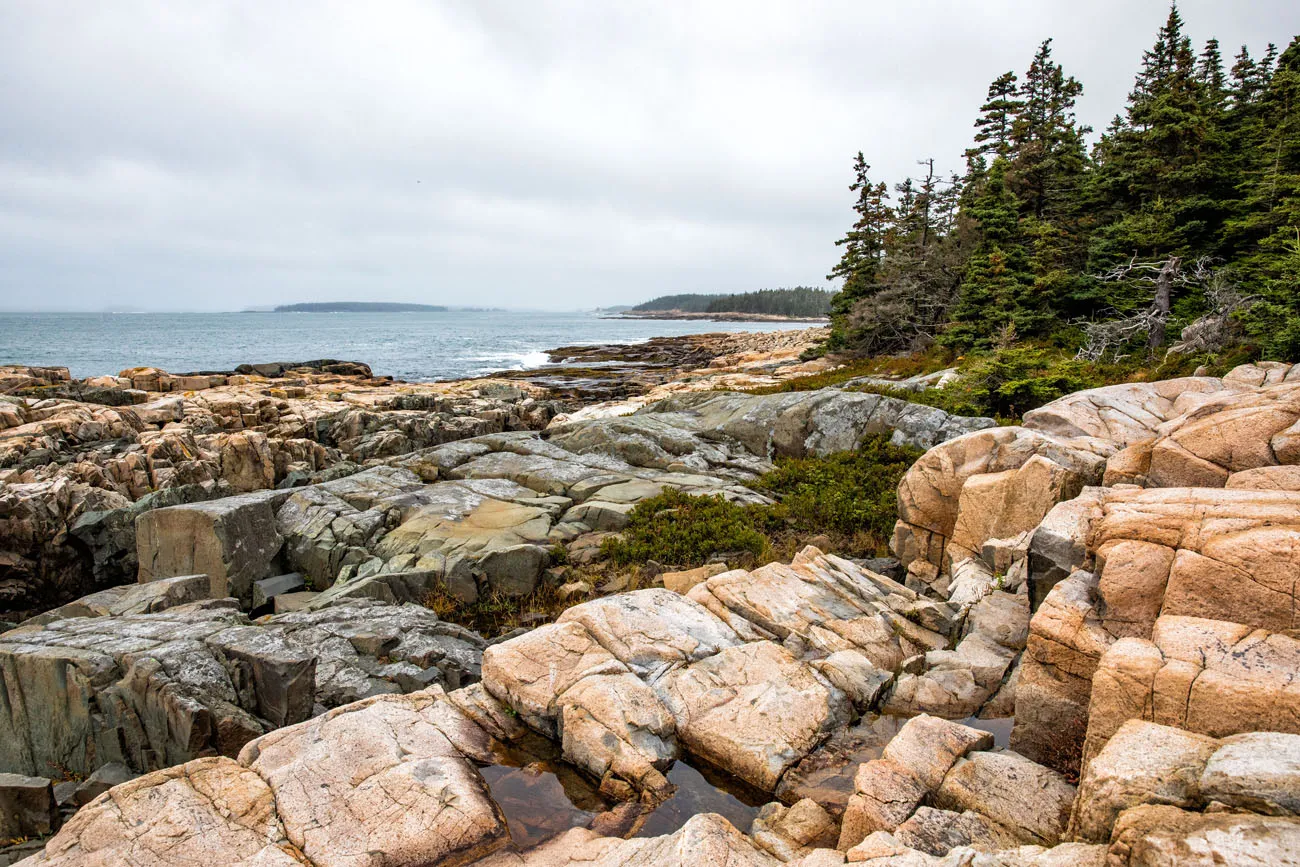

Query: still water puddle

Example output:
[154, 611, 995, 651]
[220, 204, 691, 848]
[480, 735, 768, 848]
[481, 717, 1016, 850]
[633, 759, 768, 838]
[962, 716, 1013, 748]
[480, 734, 610, 849]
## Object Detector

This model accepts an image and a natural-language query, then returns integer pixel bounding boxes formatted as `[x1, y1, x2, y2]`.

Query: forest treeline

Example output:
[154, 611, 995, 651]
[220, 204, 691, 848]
[823, 6, 1300, 365]
[634, 287, 832, 317]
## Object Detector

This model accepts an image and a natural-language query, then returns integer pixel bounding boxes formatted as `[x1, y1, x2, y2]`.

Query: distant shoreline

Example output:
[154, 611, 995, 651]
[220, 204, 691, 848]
[606, 310, 829, 323]
[271, 302, 450, 313]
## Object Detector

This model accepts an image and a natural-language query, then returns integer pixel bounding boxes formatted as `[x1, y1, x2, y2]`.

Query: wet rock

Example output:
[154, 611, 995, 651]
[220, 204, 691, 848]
[776, 716, 909, 817]
[559, 671, 677, 792]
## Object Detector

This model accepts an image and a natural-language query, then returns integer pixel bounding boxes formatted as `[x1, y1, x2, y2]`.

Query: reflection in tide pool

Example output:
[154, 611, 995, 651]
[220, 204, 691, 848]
[479, 718, 1018, 851]
[479, 733, 769, 849]
[634, 759, 768, 838]
[479, 734, 610, 849]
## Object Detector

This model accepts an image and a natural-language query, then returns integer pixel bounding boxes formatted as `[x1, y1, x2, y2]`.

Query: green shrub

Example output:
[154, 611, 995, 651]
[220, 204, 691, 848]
[746, 438, 921, 550]
[600, 489, 769, 568]
[752, 341, 1255, 423]
[600, 437, 922, 569]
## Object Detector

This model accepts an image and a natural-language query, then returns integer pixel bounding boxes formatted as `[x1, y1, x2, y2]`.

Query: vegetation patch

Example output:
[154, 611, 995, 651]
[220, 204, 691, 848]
[423, 584, 570, 637]
[748, 343, 1250, 421]
[599, 436, 922, 571]
[600, 488, 770, 569]
[747, 438, 921, 554]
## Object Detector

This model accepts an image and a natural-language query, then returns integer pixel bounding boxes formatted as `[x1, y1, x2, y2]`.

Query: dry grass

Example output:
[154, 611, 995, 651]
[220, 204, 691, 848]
[423, 582, 575, 637]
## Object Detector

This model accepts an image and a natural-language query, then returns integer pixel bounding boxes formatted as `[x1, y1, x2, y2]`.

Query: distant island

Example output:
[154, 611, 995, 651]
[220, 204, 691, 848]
[620, 287, 832, 321]
[274, 302, 449, 313]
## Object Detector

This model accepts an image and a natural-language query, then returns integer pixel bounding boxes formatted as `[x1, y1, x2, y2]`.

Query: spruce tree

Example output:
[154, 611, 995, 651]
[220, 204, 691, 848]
[1231, 37, 1300, 358]
[940, 158, 1039, 348]
[968, 72, 1023, 161]
[826, 153, 892, 351]
[1087, 4, 1232, 269]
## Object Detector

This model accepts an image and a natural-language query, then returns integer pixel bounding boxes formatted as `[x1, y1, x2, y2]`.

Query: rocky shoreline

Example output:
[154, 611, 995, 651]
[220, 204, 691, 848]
[2, 336, 1300, 865]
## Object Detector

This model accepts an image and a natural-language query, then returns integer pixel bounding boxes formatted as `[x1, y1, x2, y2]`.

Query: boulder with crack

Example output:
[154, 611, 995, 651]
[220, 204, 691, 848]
[236, 690, 509, 867]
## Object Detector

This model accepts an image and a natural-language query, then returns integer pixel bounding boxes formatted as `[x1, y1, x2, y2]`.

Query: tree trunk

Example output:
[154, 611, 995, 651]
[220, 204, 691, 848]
[1148, 256, 1180, 350]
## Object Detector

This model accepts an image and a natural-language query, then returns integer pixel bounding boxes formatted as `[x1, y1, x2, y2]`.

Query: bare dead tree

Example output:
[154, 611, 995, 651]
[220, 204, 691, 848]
[1169, 265, 1255, 355]
[1077, 257, 1252, 362]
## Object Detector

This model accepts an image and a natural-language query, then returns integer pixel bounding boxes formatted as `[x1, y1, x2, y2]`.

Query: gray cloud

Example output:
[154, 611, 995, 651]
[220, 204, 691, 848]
[1, 0, 1294, 311]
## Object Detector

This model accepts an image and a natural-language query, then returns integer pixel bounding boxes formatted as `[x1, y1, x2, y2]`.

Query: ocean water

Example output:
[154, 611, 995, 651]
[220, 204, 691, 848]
[0, 311, 805, 382]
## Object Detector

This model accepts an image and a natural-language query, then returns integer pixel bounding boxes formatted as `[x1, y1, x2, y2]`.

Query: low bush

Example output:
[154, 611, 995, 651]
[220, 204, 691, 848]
[599, 437, 922, 569]
[751, 343, 1245, 422]
[747, 438, 921, 553]
[600, 488, 769, 568]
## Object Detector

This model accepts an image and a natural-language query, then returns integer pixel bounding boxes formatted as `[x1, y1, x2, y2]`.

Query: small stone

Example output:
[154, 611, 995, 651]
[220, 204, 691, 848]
[558, 580, 594, 599]
[661, 562, 729, 595]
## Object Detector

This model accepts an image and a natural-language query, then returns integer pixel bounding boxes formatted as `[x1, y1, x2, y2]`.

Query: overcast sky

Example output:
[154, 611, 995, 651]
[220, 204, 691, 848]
[1, 1, 1295, 312]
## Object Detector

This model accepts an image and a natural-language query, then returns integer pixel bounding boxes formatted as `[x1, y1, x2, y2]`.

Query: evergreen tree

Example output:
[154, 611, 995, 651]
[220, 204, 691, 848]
[826, 153, 892, 350]
[940, 159, 1040, 348]
[1087, 4, 1233, 269]
[987, 40, 1090, 329]
[1196, 38, 1227, 107]
[1232, 37, 1300, 358]
[968, 72, 1023, 161]
[820, 5, 1294, 366]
